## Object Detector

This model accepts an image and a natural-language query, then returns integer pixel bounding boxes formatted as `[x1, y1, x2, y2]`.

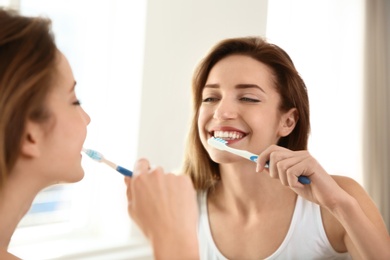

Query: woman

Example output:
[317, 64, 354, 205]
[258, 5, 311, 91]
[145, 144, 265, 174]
[182, 37, 390, 259]
[0, 8, 90, 259]
[0, 8, 198, 259]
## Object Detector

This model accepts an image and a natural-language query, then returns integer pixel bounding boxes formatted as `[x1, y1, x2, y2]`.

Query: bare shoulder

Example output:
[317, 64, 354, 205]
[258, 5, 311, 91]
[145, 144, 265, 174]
[324, 175, 388, 236]
[329, 175, 379, 214]
[330, 175, 378, 209]
[331, 175, 363, 192]
[0, 250, 20, 260]
[321, 175, 388, 252]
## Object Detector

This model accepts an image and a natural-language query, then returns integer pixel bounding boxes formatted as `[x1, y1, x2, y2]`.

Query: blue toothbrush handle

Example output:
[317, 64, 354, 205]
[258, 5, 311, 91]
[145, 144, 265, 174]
[298, 175, 311, 184]
[116, 165, 133, 177]
[249, 155, 311, 185]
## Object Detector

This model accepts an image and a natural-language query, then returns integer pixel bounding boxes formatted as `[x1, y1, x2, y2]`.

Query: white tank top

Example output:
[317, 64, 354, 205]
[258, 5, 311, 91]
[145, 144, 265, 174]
[197, 191, 351, 260]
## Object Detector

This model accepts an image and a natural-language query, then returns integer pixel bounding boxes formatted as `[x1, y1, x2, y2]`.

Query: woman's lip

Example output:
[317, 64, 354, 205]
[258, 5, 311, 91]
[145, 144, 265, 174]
[211, 126, 244, 132]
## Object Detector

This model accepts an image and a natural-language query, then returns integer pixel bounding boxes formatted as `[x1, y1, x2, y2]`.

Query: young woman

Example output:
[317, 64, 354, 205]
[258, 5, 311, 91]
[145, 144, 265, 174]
[0, 8, 199, 259]
[182, 37, 390, 259]
[0, 8, 90, 259]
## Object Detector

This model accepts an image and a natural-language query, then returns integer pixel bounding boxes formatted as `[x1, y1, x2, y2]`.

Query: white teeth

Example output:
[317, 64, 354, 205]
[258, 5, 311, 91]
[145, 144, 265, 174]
[214, 131, 244, 140]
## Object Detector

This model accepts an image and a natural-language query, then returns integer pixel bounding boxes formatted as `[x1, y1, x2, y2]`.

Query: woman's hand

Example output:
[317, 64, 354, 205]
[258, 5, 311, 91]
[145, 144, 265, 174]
[256, 145, 350, 210]
[125, 158, 199, 260]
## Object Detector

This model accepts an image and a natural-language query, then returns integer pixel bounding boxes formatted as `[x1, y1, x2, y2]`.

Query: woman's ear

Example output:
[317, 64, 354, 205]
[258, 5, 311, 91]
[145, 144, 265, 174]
[20, 121, 42, 158]
[278, 108, 299, 137]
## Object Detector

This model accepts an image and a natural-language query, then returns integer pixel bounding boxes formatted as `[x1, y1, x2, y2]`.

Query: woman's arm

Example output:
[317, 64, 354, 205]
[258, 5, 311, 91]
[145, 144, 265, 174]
[125, 158, 199, 260]
[331, 176, 390, 259]
[257, 145, 390, 259]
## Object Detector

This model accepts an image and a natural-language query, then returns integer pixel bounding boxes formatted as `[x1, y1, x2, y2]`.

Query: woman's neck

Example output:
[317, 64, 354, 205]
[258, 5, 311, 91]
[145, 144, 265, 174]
[209, 161, 295, 216]
[0, 171, 42, 249]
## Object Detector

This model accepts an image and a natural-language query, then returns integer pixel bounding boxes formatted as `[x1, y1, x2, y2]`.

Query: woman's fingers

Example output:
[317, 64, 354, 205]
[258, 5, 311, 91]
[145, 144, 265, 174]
[126, 165, 198, 243]
[126, 158, 154, 218]
[133, 158, 151, 176]
[257, 145, 311, 187]
[124, 176, 132, 203]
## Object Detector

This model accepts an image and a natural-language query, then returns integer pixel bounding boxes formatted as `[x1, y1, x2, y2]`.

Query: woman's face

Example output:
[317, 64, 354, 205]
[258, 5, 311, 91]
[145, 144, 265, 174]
[39, 51, 90, 183]
[198, 54, 288, 164]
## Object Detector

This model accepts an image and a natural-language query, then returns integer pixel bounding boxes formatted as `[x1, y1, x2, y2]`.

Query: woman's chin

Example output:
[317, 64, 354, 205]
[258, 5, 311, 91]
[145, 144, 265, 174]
[210, 153, 242, 164]
[65, 169, 85, 183]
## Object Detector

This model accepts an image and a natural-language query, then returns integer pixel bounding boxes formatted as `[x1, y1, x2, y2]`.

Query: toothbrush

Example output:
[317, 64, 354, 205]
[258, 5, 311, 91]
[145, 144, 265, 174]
[82, 148, 133, 177]
[207, 137, 311, 185]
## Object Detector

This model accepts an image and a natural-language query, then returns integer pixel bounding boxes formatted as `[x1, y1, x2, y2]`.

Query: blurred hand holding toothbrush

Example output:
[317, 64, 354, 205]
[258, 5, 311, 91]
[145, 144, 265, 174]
[125, 158, 199, 259]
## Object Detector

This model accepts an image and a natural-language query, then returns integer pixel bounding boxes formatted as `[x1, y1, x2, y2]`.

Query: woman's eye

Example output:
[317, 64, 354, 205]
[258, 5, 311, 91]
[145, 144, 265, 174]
[240, 97, 260, 103]
[202, 97, 219, 102]
[72, 100, 81, 106]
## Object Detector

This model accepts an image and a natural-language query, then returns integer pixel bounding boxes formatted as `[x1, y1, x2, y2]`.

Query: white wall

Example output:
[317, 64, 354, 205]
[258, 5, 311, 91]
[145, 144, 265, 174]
[137, 0, 269, 172]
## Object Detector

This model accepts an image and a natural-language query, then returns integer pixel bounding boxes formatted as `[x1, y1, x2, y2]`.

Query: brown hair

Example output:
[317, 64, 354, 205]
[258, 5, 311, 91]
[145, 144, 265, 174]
[182, 37, 310, 191]
[0, 8, 57, 190]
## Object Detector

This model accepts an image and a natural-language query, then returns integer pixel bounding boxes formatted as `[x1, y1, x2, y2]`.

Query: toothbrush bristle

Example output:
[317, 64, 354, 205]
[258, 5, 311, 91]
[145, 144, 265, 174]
[207, 137, 229, 151]
[213, 137, 227, 144]
[83, 148, 103, 161]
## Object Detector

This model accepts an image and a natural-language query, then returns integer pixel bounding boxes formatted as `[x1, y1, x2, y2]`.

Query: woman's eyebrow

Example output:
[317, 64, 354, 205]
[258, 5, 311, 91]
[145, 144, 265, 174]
[204, 84, 219, 89]
[203, 83, 266, 93]
[235, 84, 266, 93]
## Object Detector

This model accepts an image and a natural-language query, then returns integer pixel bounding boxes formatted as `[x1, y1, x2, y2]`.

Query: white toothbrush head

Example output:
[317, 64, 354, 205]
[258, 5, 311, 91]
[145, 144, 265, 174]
[83, 148, 103, 162]
[207, 137, 229, 151]
[207, 137, 259, 163]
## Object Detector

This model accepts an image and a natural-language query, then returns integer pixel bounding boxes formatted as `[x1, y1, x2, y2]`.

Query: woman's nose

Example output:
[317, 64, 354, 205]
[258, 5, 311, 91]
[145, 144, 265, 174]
[81, 108, 91, 125]
[213, 99, 238, 120]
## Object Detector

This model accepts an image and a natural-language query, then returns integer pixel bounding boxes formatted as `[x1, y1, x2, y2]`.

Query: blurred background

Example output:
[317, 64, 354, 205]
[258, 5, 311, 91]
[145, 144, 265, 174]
[1, 0, 389, 259]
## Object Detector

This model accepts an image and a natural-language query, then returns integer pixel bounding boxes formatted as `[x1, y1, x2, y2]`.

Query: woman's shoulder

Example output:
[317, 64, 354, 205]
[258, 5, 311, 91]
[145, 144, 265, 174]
[330, 175, 370, 200]
[331, 175, 362, 188]
[326, 174, 378, 218]
[329, 174, 386, 226]
[0, 249, 20, 260]
[321, 174, 385, 252]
